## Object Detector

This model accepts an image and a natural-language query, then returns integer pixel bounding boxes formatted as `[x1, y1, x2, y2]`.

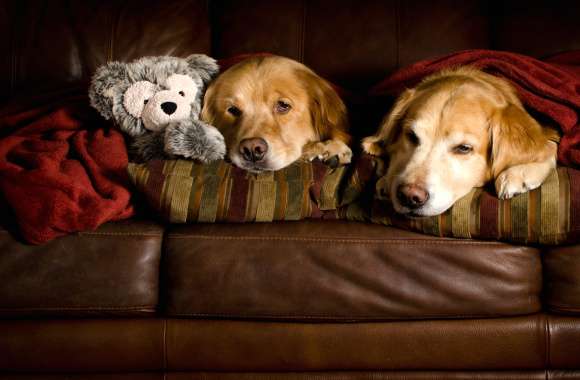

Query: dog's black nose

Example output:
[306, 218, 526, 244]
[397, 184, 429, 209]
[239, 138, 268, 162]
[161, 102, 177, 115]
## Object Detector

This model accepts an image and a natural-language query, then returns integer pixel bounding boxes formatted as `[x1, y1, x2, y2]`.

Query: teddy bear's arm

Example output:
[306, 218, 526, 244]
[164, 119, 226, 162]
[129, 131, 168, 162]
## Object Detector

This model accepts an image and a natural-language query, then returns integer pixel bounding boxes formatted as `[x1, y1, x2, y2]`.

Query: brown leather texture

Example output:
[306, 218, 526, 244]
[549, 315, 580, 369]
[3, 372, 580, 379]
[164, 221, 541, 320]
[3, 373, 580, 380]
[0, 316, 544, 372]
[0, 220, 163, 317]
[168, 373, 578, 380]
[166, 316, 546, 371]
[3, 0, 211, 99]
[0, 375, 165, 380]
[3, 0, 580, 376]
[2, 315, 578, 373]
[3, 0, 580, 99]
[0, 319, 165, 372]
[544, 245, 580, 315]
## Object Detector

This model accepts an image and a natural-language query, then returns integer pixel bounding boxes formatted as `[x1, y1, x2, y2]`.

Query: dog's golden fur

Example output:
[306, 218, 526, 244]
[363, 66, 559, 216]
[202, 55, 351, 172]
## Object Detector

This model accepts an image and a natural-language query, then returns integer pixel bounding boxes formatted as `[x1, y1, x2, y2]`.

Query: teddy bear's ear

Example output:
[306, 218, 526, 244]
[88, 61, 128, 120]
[185, 54, 219, 85]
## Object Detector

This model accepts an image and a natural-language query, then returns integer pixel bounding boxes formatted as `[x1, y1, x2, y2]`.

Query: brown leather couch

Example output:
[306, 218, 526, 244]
[2, 1, 580, 379]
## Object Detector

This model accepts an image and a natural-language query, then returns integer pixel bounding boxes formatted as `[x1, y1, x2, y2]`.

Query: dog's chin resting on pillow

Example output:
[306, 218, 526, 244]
[201, 55, 352, 173]
[362, 66, 560, 217]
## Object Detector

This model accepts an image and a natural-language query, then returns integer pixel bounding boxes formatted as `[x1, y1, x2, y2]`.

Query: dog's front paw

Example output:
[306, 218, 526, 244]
[302, 140, 352, 168]
[495, 166, 543, 200]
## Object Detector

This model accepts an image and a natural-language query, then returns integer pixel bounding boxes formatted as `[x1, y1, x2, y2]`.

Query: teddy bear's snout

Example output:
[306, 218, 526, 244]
[141, 90, 192, 131]
[161, 102, 177, 115]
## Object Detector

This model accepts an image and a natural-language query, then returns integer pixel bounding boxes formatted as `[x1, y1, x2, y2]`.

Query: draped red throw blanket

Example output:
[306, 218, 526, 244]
[371, 49, 580, 166]
[0, 95, 134, 244]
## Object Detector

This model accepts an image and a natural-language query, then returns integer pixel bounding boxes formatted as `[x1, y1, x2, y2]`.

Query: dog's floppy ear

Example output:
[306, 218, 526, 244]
[362, 88, 415, 156]
[300, 70, 350, 144]
[489, 103, 559, 179]
[186, 54, 219, 85]
[200, 81, 217, 125]
[88, 61, 127, 120]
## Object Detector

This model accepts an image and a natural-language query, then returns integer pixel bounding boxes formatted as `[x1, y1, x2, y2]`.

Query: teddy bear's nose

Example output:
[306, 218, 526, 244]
[161, 102, 177, 115]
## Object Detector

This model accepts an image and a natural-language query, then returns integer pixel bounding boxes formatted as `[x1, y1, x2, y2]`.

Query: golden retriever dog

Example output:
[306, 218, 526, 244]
[362, 67, 559, 217]
[201, 55, 351, 172]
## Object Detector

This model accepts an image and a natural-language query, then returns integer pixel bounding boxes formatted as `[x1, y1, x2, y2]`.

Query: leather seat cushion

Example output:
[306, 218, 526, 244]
[164, 220, 541, 320]
[544, 245, 580, 316]
[0, 220, 164, 317]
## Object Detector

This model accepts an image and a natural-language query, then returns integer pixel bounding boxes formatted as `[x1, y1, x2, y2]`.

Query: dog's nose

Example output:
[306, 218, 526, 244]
[239, 138, 268, 162]
[397, 184, 429, 209]
[161, 102, 177, 115]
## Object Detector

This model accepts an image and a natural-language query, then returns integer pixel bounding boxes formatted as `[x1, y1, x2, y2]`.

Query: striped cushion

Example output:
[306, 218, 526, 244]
[127, 157, 376, 223]
[359, 167, 580, 245]
[127, 156, 580, 245]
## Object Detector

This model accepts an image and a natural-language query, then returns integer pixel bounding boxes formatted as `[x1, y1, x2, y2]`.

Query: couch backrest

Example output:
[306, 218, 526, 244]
[2, 0, 580, 103]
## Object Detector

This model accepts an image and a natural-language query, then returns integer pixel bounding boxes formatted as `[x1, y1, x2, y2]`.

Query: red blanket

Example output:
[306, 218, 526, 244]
[370, 49, 580, 166]
[0, 94, 134, 244]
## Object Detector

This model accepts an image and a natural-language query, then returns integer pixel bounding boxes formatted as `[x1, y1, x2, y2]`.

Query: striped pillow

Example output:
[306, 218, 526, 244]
[127, 156, 580, 245]
[352, 167, 580, 245]
[127, 157, 376, 223]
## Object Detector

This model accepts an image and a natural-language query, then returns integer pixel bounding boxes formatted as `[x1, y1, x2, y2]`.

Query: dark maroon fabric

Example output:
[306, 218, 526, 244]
[0, 98, 134, 244]
[569, 168, 580, 242]
[370, 49, 580, 167]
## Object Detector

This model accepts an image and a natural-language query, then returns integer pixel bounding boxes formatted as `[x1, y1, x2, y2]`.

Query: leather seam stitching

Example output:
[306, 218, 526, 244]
[163, 318, 168, 371]
[546, 305, 580, 312]
[166, 311, 535, 320]
[76, 232, 164, 237]
[166, 235, 511, 246]
[545, 314, 551, 369]
[0, 305, 156, 311]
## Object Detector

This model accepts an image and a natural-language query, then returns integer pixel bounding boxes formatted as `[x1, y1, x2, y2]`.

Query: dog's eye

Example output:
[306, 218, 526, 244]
[179, 91, 185, 97]
[275, 100, 292, 114]
[453, 144, 473, 154]
[405, 130, 420, 146]
[227, 106, 242, 117]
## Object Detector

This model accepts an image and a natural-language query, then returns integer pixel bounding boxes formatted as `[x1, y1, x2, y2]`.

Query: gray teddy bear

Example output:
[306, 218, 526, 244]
[89, 54, 226, 162]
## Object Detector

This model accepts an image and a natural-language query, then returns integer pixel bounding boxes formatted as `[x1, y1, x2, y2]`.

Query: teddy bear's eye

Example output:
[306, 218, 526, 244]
[123, 81, 156, 118]
[166, 74, 198, 101]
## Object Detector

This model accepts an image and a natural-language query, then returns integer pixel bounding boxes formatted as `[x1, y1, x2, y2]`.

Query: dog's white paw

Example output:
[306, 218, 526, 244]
[495, 167, 543, 200]
[302, 140, 352, 167]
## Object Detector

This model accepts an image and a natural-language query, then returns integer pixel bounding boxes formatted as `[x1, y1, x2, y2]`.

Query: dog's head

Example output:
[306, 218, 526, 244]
[201, 55, 348, 172]
[363, 67, 558, 216]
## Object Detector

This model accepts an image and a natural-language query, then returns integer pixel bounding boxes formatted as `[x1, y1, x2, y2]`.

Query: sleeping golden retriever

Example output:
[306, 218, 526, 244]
[362, 67, 559, 217]
[201, 55, 351, 172]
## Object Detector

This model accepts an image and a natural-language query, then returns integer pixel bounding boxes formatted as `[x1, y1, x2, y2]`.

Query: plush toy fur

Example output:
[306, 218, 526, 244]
[89, 54, 226, 162]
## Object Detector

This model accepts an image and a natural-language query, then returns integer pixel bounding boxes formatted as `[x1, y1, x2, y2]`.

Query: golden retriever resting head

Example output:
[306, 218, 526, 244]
[202, 55, 351, 172]
[362, 67, 559, 217]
